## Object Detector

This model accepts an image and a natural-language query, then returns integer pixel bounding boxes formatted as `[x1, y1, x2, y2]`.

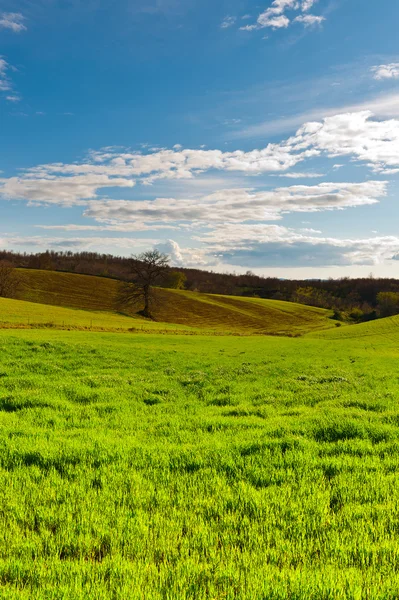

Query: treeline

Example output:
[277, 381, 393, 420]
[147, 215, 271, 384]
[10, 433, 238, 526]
[1, 249, 399, 320]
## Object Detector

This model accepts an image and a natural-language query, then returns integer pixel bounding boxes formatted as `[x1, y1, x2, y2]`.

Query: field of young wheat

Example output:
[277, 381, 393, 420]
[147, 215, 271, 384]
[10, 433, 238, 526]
[0, 322, 399, 599]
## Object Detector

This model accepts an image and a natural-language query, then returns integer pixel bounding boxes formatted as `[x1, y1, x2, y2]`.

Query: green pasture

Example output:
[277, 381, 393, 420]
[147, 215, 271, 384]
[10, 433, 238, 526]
[0, 297, 198, 334]
[0, 318, 399, 598]
[13, 269, 336, 335]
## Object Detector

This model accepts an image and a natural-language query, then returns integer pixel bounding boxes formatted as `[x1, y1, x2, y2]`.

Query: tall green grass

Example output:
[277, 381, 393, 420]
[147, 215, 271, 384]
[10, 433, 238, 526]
[0, 327, 399, 598]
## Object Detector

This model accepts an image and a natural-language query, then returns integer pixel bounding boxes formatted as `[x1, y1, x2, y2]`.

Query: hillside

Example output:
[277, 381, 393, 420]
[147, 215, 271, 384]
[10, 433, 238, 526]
[0, 297, 196, 334]
[4, 250, 399, 318]
[312, 312, 399, 342]
[2, 268, 337, 336]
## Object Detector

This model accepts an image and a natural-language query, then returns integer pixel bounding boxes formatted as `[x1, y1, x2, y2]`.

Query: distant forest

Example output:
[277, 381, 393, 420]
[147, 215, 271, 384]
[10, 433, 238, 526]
[2, 249, 399, 322]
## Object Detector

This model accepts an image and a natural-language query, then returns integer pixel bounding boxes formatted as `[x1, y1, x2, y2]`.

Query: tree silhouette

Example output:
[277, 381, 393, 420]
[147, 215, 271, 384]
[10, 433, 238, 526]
[117, 250, 169, 319]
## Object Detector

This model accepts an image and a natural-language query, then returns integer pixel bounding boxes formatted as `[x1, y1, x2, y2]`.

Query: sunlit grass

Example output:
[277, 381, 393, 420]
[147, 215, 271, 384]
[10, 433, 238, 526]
[12, 268, 336, 335]
[0, 296, 199, 333]
[0, 324, 399, 598]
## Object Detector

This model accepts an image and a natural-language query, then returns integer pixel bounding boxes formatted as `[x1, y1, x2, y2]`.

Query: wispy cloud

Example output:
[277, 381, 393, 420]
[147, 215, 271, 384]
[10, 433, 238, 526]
[0, 12, 26, 33]
[0, 236, 159, 253]
[5, 94, 21, 103]
[220, 16, 236, 29]
[0, 57, 21, 102]
[0, 57, 12, 92]
[234, 91, 399, 138]
[276, 171, 325, 178]
[294, 14, 325, 26]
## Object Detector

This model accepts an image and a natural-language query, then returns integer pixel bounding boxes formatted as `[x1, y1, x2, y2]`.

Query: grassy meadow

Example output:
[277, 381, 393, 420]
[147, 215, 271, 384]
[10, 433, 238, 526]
[0, 307, 399, 598]
[10, 269, 336, 336]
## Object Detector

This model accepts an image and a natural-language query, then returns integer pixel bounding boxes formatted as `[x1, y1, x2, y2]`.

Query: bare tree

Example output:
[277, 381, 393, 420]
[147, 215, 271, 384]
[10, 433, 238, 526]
[0, 262, 21, 298]
[117, 250, 169, 318]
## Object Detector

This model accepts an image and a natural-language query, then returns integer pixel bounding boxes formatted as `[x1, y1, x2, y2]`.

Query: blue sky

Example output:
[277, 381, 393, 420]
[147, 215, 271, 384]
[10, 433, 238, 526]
[1, 0, 399, 278]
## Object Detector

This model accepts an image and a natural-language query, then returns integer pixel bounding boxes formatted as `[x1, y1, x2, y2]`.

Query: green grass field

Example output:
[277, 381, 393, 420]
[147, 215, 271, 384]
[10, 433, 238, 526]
[0, 297, 201, 334]
[11, 268, 336, 336]
[0, 309, 399, 598]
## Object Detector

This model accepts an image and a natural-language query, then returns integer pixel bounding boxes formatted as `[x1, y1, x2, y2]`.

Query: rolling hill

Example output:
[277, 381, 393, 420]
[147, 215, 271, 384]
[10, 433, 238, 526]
[0, 268, 338, 336]
[312, 311, 399, 342]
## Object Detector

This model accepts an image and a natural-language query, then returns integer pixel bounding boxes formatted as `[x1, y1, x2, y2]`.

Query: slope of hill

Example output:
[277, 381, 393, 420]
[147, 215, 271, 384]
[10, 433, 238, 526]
[311, 312, 399, 343]
[154, 289, 335, 335]
[17, 269, 120, 311]
[0, 297, 195, 333]
[4, 268, 338, 335]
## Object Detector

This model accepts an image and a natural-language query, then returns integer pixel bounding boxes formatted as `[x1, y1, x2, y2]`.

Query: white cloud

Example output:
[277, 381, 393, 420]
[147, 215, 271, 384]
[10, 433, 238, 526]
[155, 239, 184, 264]
[240, 24, 259, 31]
[6, 143, 311, 199]
[82, 181, 387, 227]
[294, 14, 325, 26]
[156, 240, 214, 267]
[235, 91, 399, 138]
[371, 63, 399, 81]
[0, 57, 12, 92]
[0, 236, 158, 253]
[301, 0, 318, 10]
[4, 226, 399, 270]
[5, 94, 20, 102]
[0, 175, 135, 206]
[0, 12, 26, 33]
[0, 57, 21, 102]
[276, 171, 325, 178]
[196, 223, 399, 268]
[294, 110, 399, 173]
[220, 16, 236, 29]
[35, 223, 177, 232]
[258, 14, 290, 29]
[243, 0, 324, 31]
[2, 110, 399, 206]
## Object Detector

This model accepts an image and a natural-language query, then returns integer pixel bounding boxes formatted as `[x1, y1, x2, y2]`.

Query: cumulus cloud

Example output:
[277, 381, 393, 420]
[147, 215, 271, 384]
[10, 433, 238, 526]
[371, 63, 399, 81]
[294, 110, 399, 173]
[0, 12, 26, 33]
[155, 239, 184, 264]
